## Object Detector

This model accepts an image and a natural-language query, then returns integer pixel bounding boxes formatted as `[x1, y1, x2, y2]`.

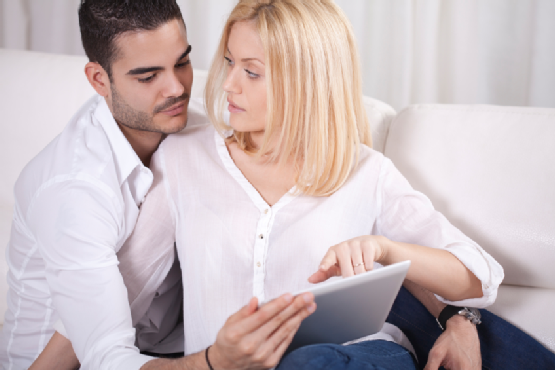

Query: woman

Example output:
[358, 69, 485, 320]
[120, 0, 503, 369]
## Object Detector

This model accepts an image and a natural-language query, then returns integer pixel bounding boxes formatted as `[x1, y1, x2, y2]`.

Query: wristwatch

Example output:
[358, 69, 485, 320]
[437, 305, 482, 331]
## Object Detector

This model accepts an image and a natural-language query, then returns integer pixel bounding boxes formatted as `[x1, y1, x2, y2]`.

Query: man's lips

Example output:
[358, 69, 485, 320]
[227, 98, 245, 113]
[160, 102, 185, 116]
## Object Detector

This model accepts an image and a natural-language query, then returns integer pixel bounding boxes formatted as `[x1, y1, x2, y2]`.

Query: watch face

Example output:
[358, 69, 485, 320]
[462, 308, 482, 325]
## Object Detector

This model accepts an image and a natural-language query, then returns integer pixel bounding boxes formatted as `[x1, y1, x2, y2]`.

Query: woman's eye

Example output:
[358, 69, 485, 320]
[224, 56, 234, 66]
[138, 74, 156, 83]
[245, 69, 259, 79]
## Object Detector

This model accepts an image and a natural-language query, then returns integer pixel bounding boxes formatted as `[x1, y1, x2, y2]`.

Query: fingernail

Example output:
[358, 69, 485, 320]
[303, 293, 312, 303]
[320, 264, 327, 271]
[308, 303, 316, 313]
[283, 293, 293, 303]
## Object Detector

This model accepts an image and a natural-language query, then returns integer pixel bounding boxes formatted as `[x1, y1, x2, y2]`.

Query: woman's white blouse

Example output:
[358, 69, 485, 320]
[118, 123, 504, 356]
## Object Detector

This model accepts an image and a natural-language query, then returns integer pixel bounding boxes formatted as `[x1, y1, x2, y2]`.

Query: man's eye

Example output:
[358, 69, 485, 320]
[176, 60, 191, 68]
[138, 74, 156, 83]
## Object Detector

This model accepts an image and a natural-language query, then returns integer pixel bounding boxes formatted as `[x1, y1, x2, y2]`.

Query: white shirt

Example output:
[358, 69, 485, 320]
[120, 124, 504, 356]
[0, 96, 154, 370]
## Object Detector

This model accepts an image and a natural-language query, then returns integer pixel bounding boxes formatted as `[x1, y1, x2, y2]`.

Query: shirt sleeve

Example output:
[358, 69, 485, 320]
[27, 179, 152, 370]
[375, 157, 504, 308]
[117, 148, 178, 327]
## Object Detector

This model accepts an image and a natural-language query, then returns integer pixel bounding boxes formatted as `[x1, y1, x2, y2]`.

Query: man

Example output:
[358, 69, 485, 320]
[0, 1, 314, 369]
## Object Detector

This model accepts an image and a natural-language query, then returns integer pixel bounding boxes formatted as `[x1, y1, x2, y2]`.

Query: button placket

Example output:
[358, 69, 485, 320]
[252, 208, 272, 300]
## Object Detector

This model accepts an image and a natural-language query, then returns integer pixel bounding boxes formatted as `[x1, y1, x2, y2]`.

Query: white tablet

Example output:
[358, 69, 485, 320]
[287, 260, 411, 353]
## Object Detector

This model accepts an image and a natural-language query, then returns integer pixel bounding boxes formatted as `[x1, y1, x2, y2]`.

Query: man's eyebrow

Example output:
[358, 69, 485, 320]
[176, 45, 192, 63]
[127, 66, 163, 76]
[126, 45, 192, 76]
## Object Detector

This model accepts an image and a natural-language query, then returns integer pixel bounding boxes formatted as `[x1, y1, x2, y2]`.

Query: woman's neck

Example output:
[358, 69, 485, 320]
[227, 140, 296, 206]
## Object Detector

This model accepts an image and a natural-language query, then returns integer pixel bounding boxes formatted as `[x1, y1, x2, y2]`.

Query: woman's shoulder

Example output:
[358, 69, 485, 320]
[359, 143, 388, 166]
[349, 144, 396, 182]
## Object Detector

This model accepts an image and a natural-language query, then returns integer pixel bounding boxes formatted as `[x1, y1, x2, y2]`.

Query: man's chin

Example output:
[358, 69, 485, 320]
[157, 114, 188, 134]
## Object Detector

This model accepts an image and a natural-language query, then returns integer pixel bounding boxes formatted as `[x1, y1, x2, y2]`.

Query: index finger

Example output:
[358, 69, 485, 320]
[319, 249, 338, 272]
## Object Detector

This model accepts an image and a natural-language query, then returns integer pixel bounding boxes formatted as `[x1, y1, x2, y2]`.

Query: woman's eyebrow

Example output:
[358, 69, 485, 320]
[241, 57, 263, 63]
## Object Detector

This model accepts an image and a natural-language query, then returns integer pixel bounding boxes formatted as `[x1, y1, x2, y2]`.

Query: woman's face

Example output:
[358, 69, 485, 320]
[223, 21, 267, 142]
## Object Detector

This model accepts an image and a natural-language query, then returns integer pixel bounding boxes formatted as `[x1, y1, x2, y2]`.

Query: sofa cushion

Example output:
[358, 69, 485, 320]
[384, 104, 555, 290]
[489, 285, 555, 353]
[363, 96, 396, 153]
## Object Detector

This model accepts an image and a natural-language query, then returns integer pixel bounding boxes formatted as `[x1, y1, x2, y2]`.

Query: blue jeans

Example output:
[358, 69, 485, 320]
[386, 286, 555, 370]
[277, 339, 418, 370]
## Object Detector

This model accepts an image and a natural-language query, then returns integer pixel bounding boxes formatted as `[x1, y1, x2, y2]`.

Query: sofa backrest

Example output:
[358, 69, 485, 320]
[384, 104, 555, 289]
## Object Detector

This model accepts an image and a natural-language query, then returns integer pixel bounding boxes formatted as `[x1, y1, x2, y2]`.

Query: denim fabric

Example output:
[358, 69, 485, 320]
[277, 340, 418, 370]
[386, 286, 555, 370]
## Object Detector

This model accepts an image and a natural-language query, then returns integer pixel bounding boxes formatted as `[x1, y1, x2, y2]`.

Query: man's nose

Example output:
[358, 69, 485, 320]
[163, 71, 185, 98]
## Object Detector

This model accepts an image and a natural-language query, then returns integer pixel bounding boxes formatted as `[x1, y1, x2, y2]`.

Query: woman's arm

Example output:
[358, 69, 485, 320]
[309, 234, 482, 301]
[310, 157, 501, 303]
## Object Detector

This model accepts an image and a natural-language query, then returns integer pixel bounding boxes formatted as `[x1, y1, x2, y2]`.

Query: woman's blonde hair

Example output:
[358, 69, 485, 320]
[205, 0, 371, 196]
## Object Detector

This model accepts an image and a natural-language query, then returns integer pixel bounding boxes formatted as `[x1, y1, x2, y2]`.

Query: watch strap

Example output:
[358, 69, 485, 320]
[437, 305, 464, 331]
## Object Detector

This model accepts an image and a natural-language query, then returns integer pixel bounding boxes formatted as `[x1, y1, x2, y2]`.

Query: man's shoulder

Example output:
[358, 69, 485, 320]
[15, 97, 121, 209]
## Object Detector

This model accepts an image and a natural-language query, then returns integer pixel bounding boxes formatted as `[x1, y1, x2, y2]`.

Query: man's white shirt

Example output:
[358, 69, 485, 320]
[0, 96, 155, 370]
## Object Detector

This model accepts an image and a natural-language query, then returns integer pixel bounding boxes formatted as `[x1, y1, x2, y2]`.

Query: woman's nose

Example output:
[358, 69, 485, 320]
[223, 67, 241, 94]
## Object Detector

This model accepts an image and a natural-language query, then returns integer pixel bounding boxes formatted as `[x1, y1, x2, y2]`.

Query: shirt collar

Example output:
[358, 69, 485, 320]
[93, 97, 153, 204]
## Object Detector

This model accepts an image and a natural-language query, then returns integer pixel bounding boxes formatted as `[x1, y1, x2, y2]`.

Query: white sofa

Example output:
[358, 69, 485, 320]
[0, 48, 553, 354]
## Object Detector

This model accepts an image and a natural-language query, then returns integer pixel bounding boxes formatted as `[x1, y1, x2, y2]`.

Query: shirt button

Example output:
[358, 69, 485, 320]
[259, 234, 264, 239]
[257, 262, 261, 267]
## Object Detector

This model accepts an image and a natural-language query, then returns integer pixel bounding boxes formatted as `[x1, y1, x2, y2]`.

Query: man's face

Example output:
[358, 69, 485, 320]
[107, 19, 193, 137]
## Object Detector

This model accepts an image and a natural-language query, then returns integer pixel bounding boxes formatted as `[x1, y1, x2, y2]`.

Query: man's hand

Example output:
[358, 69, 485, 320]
[209, 292, 316, 370]
[424, 315, 481, 370]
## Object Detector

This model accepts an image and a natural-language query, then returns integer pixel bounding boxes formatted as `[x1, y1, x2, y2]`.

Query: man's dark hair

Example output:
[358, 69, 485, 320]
[79, 0, 184, 79]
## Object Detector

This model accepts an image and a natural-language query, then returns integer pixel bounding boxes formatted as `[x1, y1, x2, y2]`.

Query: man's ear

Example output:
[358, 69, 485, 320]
[84, 62, 111, 97]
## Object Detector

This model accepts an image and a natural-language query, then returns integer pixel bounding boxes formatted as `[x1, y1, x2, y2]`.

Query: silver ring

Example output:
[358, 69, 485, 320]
[353, 262, 365, 268]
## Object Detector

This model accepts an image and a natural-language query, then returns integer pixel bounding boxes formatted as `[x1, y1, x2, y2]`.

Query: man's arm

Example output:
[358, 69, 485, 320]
[32, 293, 316, 370]
[29, 332, 80, 370]
[403, 279, 481, 370]
[28, 184, 153, 369]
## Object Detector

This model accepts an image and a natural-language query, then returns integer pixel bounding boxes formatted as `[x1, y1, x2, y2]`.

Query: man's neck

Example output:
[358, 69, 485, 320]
[116, 123, 165, 167]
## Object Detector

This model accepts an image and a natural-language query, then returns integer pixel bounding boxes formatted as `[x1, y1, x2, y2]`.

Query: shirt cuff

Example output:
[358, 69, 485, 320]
[53, 319, 67, 338]
[437, 242, 504, 308]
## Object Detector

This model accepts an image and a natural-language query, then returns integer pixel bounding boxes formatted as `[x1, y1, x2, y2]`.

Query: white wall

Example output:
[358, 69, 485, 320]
[1, 0, 554, 110]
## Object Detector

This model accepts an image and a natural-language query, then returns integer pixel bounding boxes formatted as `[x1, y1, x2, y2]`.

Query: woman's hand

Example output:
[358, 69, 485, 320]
[308, 235, 390, 284]
[209, 293, 316, 369]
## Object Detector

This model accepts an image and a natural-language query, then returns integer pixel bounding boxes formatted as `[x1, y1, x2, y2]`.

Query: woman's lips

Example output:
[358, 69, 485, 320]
[227, 98, 245, 113]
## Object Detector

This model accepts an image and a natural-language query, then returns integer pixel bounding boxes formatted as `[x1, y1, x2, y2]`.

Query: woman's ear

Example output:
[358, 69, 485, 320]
[84, 62, 111, 97]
